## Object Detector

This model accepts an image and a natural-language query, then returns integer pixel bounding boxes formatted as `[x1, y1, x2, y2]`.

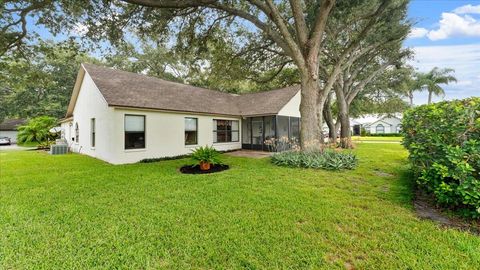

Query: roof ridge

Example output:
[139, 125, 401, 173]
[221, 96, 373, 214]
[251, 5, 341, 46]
[79, 63, 300, 116]
[82, 63, 241, 98]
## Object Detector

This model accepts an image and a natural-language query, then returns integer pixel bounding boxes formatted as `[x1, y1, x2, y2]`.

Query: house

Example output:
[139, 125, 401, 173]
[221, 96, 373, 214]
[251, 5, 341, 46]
[0, 118, 26, 143]
[362, 115, 402, 134]
[60, 64, 301, 164]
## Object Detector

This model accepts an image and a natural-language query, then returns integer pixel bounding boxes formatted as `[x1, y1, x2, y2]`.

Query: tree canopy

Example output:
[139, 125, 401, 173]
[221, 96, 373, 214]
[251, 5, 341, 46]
[1, 0, 413, 149]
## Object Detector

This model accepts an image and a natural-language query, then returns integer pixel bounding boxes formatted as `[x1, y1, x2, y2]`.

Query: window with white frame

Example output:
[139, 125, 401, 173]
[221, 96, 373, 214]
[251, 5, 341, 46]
[125, 115, 145, 149]
[213, 120, 239, 143]
[185, 117, 198, 145]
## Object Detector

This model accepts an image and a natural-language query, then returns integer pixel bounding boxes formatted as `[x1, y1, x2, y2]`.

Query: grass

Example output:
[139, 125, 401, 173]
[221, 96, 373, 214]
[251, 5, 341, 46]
[15, 141, 39, 147]
[352, 136, 403, 142]
[1, 144, 479, 269]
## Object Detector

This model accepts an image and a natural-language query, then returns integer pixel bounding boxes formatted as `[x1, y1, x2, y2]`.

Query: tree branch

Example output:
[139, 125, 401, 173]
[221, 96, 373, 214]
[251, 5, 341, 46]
[289, 0, 308, 47]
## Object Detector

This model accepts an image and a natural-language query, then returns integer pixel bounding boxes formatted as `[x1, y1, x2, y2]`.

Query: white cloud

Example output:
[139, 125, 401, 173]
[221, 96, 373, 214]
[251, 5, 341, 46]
[408, 27, 429, 38]
[409, 44, 480, 104]
[453, 4, 480, 14]
[426, 13, 480, 40]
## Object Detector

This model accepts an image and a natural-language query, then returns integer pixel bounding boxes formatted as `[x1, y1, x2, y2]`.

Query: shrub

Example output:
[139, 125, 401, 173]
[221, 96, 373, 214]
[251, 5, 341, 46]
[17, 116, 58, 145]
[191, 146, 222, 165]
[264, 136, 300, 152]
[402, 98, 480, 218]
[271, 150, 358, 171]
[364, 133, 402, 137]
[139, 154, 191, 163]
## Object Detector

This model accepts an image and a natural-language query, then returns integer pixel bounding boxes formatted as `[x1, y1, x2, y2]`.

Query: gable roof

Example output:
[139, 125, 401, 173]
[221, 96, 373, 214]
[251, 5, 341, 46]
[0, 118, 26, 131]
[66, 64, 300, 117]
[363, 116, 402, 127]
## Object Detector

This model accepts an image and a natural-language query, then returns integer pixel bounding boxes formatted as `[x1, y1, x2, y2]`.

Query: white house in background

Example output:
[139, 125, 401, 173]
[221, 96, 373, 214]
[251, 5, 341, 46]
[0, 119, 26, 143]
[60, 64, 301, 164]
[363, 116, 402, 134]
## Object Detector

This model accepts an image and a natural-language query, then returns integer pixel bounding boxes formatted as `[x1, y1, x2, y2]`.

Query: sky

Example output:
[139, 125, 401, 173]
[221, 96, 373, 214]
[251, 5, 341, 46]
[25, 0, 480, 104]
[405, 0, 480, 104]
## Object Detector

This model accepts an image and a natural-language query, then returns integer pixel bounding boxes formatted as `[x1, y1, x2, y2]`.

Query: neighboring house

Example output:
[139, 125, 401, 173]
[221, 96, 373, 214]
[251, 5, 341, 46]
[363, 116, 402, 134]
[61, 64, 301, 164]
[0, 118, 26, 143]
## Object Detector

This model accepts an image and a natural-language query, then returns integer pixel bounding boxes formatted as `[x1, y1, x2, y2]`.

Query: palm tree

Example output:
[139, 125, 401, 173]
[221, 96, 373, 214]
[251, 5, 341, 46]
[417, 67, 457, 105]
[392, 67, 422, 106]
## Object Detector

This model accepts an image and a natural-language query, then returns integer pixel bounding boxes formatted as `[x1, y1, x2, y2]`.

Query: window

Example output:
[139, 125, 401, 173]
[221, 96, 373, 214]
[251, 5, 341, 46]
[376, 124, 385, 134]
[75, 123, 79, 143]
[213, 120, 239, 143]
[125, 115, 145, 149]
[185, 118, 198, 145]
[91, 118, 96, 147]
[396, 124, 402, 133]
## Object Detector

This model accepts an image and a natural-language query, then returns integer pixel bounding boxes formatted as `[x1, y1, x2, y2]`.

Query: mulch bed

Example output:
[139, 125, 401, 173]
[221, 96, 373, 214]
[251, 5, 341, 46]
[180, 164, 229, 174]
[414, 190, 480, 235]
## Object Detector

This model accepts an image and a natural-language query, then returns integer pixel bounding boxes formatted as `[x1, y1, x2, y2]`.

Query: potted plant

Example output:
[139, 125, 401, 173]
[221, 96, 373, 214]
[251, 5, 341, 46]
[191, 146, 221, 171]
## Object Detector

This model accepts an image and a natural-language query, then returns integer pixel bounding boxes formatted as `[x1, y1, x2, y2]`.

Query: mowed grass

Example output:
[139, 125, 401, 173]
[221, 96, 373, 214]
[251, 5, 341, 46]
[352, 136, 403, 142]
[1, 144, 479, 269]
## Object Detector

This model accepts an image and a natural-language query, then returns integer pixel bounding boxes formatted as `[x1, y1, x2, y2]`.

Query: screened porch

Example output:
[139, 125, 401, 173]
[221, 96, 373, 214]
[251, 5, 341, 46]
[241, 115, 300, 151]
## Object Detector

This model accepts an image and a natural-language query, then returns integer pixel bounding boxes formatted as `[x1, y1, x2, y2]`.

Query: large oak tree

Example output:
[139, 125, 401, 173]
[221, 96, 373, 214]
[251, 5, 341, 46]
[1, 0, 409, 149]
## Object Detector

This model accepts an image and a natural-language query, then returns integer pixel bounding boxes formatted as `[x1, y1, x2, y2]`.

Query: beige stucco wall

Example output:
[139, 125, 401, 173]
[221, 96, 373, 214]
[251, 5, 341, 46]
[108, 109, 242, 164]
[68, 71, 116, 162]
[277, 91, 301, 117]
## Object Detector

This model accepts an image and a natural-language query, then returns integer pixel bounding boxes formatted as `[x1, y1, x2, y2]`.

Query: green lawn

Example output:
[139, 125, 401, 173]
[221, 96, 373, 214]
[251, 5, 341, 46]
[16, 141, 39, 147]
[352, 136, 403, 142]
[1, 144, 479, 269]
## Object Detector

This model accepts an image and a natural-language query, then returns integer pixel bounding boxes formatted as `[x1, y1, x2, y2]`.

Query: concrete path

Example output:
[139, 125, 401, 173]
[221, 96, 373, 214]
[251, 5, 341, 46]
[0, 144, 36, 151]
[225, 150, 272, 159]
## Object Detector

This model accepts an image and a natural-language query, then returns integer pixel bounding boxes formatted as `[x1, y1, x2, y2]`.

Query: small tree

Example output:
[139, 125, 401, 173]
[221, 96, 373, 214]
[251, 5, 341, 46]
[417, 67, 457, 104]
[17, 116, 58, 144]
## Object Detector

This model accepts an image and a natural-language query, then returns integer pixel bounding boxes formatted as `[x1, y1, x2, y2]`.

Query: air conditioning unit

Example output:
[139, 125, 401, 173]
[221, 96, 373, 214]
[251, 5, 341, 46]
[50, 144, 68, 155]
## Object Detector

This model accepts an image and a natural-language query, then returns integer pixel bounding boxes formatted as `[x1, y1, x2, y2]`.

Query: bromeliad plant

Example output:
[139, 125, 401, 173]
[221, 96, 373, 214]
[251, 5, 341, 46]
[271, 149, 358, 171]
[191, 146, 222, 171]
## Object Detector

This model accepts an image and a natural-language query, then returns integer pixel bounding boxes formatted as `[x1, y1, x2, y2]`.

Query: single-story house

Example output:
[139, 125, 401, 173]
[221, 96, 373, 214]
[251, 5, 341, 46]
[0, 118, 26, 143]
[61, 64, 301, 164]
[363, 116, 402, 134]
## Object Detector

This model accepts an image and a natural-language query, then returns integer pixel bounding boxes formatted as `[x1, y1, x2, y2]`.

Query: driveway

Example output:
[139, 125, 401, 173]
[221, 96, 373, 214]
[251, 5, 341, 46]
[0, 144, 35, 151]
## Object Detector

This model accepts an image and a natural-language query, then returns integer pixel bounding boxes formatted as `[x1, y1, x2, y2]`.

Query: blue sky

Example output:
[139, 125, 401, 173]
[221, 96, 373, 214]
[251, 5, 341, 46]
[406, 0, 480, 103]
[27, 1, 480, 104]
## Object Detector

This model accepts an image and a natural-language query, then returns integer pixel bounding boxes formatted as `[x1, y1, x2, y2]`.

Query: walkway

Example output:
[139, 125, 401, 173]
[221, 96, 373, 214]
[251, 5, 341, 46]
[225, 150, 272, 159]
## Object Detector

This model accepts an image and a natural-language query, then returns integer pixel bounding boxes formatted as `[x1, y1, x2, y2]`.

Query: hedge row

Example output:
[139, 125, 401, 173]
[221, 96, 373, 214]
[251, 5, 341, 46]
[363, 133, 402, 137]
[402, 98, 480, 218]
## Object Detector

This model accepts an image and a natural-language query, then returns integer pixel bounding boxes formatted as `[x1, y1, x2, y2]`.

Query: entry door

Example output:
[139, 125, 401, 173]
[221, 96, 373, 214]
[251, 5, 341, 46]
[251, 117, 263, 150]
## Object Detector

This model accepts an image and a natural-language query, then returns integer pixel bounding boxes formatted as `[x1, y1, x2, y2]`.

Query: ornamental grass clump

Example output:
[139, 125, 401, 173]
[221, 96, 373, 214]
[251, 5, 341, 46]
[271, 149, 358, 171]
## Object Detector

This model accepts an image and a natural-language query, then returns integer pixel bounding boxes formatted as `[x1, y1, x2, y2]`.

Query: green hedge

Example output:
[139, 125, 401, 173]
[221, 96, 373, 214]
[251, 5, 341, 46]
[402, 98, 480, 218]
[364, 133, 402, 137]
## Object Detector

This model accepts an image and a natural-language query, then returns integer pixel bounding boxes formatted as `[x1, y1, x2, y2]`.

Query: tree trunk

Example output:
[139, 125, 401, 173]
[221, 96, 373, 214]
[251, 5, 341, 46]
[338, 110, 351, 148]
[335, 88, 353, 149]
[299, 75, 321, 150]
[323, 92, 336, 144]
[427, 90, 432, 104]
[409, 92, 414, 106]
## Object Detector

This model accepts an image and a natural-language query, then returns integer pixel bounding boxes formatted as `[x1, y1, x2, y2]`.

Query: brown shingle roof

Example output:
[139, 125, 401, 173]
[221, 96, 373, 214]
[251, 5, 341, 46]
[82, 64, 299, 117]
[0, 118, 26, 131]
